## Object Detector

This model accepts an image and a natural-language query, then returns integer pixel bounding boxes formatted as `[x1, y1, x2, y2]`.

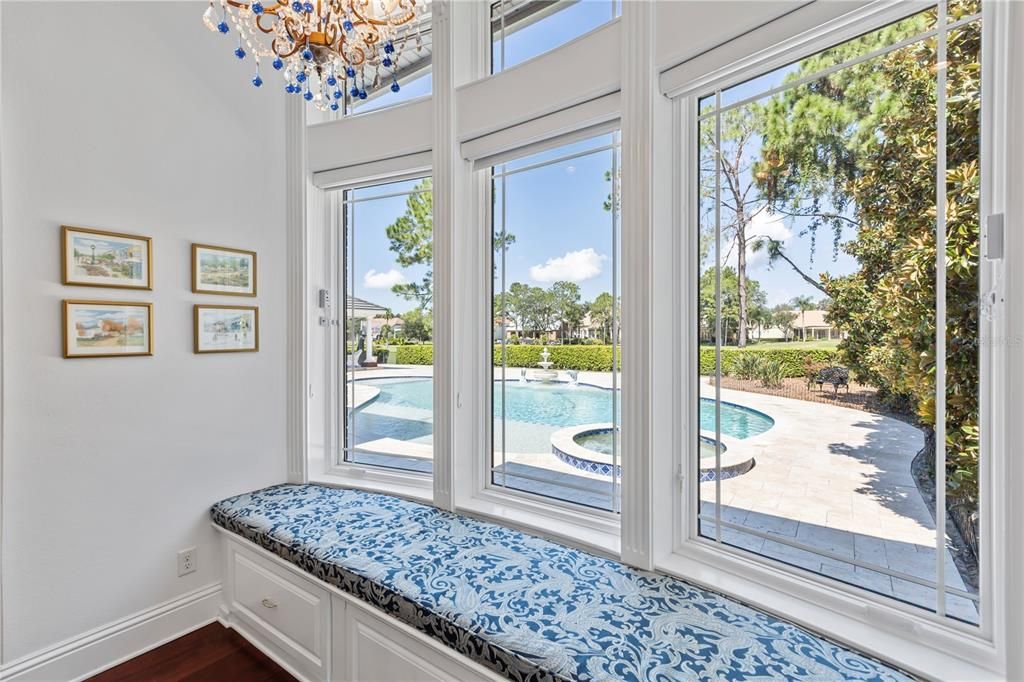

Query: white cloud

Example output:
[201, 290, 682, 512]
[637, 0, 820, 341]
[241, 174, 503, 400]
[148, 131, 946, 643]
[721, 210, 792, 270]
[529, 248, 606, 283]
[363, 268, 406, 289]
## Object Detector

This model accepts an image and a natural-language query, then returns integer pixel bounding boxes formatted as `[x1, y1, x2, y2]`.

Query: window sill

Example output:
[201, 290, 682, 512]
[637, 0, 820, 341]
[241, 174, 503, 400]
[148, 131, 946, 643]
[457, 490, 620, 559]
[658, 544, 1002, 681]
[310, 467, 433, 505]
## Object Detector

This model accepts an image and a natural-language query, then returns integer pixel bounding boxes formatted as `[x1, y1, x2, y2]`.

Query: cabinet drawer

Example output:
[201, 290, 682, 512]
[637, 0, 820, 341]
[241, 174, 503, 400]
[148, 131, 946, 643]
[334, 594, 501, 682]
[228, 542, 329, 680]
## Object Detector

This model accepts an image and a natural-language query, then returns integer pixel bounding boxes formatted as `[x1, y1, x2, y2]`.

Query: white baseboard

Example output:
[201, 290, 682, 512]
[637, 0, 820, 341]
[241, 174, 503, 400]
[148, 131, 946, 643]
[0, 583, 223, 682]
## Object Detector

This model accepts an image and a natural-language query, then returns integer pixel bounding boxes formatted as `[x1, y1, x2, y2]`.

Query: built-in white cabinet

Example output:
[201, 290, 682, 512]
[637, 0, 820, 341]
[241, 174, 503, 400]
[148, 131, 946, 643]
[219, 531, 503, 682]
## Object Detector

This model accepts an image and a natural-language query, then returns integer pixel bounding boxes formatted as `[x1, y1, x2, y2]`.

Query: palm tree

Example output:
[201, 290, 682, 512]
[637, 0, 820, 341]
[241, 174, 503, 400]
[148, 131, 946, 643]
[790, 295, 815, 342]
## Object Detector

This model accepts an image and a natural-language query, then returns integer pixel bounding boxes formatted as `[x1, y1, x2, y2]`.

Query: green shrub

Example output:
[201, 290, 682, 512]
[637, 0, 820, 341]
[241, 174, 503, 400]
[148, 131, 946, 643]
[699, 347, 836, 378]
[494, 345, 620, 372]
[391, 344, 623, 372]
[731, 353, 762, 380]
[756, 356, 786, 388]
[394, 344, 434, 365]
[394, 344, 834, 375]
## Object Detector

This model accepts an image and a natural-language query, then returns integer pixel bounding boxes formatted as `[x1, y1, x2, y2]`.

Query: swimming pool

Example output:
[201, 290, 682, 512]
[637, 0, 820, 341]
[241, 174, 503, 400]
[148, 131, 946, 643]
[351, 377, 773, 446]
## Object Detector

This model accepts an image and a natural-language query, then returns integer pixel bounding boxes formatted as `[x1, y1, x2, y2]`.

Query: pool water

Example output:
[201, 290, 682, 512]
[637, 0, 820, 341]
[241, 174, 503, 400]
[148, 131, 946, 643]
[574, 432, 722, 459]
[351, 377, 773, 450]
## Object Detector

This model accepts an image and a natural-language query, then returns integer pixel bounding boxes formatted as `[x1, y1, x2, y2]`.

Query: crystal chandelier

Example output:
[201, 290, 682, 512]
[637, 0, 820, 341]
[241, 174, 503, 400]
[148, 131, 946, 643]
[203, 0, 429, 112]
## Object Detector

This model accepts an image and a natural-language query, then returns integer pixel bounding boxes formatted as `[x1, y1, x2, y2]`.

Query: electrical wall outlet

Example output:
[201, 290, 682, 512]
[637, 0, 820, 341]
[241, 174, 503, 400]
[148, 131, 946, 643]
[177, 547, 197, 576]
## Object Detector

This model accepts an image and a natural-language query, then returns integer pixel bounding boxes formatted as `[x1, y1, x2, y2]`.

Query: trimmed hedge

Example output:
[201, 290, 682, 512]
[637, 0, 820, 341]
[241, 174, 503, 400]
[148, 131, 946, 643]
[392, 344, 834, 377]
[393, 344, 434, 365]
[493, 345, 620, 372]
[698, 347, 836, 378]
[392, 344, 621, 371]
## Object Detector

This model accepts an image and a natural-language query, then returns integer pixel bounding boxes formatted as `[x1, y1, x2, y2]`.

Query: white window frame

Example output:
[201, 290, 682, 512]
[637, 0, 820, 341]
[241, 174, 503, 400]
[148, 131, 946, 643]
[488, 0, 621, 75]
[658, 2, 1009, 677]
[289, 1, 1021, 677]
[308, 165, 437, 502]
[451, 124, 625, 555]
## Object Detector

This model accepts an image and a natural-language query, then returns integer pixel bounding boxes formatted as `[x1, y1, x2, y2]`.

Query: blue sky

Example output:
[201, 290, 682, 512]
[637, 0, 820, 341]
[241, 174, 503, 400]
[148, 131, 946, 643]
[346, 0, 862, 315]
[347, 138, 617, 315]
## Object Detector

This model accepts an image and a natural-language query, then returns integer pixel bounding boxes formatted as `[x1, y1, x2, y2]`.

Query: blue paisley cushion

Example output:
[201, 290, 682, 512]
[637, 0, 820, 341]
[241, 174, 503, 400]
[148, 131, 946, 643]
[211, 484, 912, 682]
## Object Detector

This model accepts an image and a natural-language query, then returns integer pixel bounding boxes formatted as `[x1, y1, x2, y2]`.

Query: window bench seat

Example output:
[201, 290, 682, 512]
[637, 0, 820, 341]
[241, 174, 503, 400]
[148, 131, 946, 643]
[212, 484, 911, 681]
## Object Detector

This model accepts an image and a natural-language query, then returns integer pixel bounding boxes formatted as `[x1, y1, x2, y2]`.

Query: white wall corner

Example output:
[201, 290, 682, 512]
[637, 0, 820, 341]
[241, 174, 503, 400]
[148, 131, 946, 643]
[0, 584, 222, 682]
[618, 0, 656, 570]
[287, 97, 309, 484]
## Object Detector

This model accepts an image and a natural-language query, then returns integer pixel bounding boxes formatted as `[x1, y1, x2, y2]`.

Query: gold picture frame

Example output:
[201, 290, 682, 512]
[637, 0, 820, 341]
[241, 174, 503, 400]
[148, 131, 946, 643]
[62, 225, 153, 290]
[194, 304, 259, 354]
[63, 300, 154, 358]
[191, 243, 257, 297]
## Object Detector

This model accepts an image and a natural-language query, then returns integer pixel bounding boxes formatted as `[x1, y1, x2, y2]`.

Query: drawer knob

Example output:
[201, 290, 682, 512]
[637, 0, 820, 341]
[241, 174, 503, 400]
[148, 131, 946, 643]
[261, 598, 278, 609]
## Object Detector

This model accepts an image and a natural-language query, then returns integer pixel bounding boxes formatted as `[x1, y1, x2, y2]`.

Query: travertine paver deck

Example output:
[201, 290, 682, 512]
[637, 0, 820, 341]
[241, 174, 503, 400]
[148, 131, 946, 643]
[343, 365, 977, 621]
[696, 382, 977, 622]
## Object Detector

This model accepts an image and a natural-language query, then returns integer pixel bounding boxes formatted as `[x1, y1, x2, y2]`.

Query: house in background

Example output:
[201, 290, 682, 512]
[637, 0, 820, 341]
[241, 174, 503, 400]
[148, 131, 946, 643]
[791, 310, 844, 341]
[370, 316, 404, 339]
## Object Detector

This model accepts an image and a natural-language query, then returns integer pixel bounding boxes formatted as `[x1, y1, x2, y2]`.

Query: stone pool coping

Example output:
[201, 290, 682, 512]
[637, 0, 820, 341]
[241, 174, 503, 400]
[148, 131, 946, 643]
[549, 422, 756, 479]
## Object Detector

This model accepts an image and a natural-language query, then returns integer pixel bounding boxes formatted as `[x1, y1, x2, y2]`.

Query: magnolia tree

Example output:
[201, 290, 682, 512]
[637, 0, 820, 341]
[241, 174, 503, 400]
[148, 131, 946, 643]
[755, 2, 982, 522]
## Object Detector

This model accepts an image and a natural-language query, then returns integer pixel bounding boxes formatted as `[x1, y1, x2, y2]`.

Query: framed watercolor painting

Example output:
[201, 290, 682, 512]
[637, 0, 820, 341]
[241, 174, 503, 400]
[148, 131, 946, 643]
[194, 305, 259, 353]
[62, 226, 152, 290]
[63, 300, 153, 358]
[192, 243, 257, 296]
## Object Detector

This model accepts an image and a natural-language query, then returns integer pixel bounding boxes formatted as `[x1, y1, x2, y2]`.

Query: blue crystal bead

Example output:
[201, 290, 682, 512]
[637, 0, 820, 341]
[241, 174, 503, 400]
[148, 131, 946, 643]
[302, 48, 313, 60]
[333, 90, 343, 99]
[252, 75, 263, 87]
[303, 90, 313, 101]
[291, 1, 302, 11]
[303, 2, 314, 12]
[217, 21, 229, 33]
[358, 89, 367, 99]
[384, 42, 394, 54]
[330, 102, 339, 111]
[286, 84, 295, 93]
[272, 57, 284, 70]
[346, 66, 356, 78]
[382, 57, 392, 67]
[343, 20, 353, 31]
[235, 46, 246, 59]
[296, 71, 306, 83]
[391, 81, 400, 93]
[349, 86, 359, 97]
[327, 75, 337, 86]
[251, 2, 264, 14]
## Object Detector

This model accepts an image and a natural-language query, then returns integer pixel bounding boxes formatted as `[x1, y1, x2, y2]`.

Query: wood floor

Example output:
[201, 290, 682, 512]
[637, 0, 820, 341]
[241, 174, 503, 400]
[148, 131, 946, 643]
[89, 623, 294, 681]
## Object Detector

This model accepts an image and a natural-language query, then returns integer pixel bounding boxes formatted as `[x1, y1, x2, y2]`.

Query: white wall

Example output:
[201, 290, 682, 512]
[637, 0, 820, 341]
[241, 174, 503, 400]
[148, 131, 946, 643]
[0, 1, 288, 665]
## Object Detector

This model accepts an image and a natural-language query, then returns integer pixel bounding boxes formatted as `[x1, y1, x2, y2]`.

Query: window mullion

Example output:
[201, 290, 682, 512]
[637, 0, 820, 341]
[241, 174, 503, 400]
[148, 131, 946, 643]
[935, 0, 949, 618]
[713, 89, 723, 544]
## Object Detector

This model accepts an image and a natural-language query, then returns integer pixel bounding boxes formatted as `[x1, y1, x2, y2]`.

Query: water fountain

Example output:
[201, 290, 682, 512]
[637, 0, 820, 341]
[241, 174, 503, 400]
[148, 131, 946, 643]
[567, 370, 579, 386]
[535, 347, 559, 383]
[519, 368, 528, 383]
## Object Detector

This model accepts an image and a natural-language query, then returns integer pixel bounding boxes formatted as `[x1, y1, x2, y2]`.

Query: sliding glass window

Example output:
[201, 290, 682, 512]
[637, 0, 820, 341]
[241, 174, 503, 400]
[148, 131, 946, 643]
[340, 177, 434, 474]
[490, 0, 620, 74]
[694, 1, 982, 624]
[491, 131, 622, 512]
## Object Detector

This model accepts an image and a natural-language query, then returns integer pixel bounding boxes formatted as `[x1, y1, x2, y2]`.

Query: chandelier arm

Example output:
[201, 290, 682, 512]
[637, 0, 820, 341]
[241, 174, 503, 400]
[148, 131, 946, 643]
[254, 12, 277, 34]
[282, 15, 308, 46]
[273, 28, 305, 59]
[347, 46, 366, 66]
